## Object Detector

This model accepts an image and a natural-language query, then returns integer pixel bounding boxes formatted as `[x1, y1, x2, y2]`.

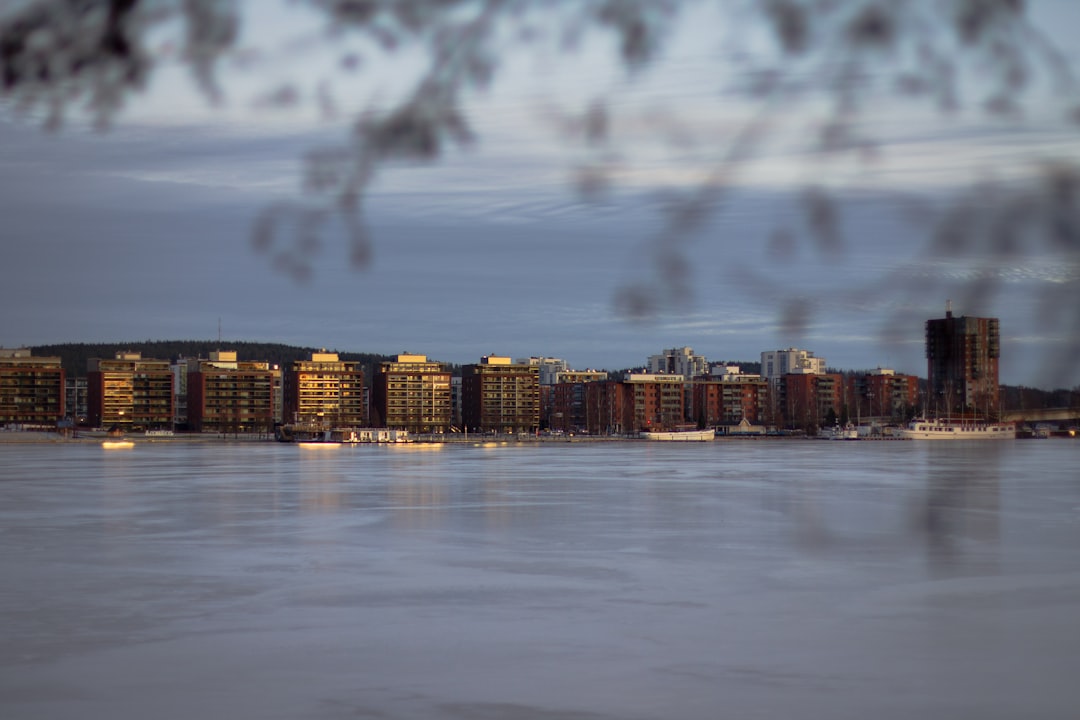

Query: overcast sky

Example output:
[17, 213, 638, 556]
[2, 0, 1079, 386]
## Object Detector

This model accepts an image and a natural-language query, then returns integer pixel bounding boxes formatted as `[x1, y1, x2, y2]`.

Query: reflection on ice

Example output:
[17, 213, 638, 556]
[919, 443, 1003, 577]
[1, 441, 1078, 719]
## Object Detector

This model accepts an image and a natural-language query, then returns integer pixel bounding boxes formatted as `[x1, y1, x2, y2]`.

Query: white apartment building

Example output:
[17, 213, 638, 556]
[760, 348, 826, 382]
[710, 364, 763, 382]
[517, 357, 569, 386]
[647, 347, 708, 378]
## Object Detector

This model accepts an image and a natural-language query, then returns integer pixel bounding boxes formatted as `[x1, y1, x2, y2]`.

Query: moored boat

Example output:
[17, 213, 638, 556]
[277, 424, 413, 443]
[898, 418, 1015, 440]
[640, 428, 716, 441]
[820, 422, 860, 440]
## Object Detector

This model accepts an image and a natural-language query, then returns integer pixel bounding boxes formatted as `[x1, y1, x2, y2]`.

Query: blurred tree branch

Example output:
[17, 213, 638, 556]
[2, 0, 1078, 382]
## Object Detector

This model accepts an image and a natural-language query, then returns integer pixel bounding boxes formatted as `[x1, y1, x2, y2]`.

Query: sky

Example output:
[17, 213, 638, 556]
[2, 0, 1079, 386]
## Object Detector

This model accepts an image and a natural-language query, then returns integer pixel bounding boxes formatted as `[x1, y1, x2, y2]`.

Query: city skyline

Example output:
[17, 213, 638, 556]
[0, 310, 1033, 384]
[9, 323, 993, 384]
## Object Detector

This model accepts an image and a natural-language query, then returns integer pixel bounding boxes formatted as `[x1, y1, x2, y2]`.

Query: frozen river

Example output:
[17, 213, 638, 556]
[2, 439, 1079, 719]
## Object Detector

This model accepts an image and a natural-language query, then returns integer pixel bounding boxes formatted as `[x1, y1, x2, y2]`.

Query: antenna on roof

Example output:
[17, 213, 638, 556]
[217, 317, 222, 345]
[945, 299, 952, 318]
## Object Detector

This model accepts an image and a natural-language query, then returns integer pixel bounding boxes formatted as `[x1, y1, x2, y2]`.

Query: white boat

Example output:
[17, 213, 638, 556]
[820, 423, 859, 440]
[640, 428, 716, 441]
[898, 418, 1015, 440]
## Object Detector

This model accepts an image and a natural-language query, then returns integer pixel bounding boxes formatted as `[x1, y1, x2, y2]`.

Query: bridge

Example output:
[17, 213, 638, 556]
[1001, 407, 1080, 424]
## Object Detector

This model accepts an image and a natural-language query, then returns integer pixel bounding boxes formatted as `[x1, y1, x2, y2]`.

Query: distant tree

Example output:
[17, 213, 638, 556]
[4, 1, 1079, 380]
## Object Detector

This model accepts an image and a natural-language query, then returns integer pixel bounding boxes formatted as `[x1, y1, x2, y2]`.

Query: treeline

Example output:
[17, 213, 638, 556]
[29, 341, 401, 380]
[1000, 385, 1078, 411]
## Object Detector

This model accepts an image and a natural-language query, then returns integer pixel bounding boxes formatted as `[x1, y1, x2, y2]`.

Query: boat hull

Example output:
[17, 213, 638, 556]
[640, 429, 716, 441]
[898, 420, 1015, 440]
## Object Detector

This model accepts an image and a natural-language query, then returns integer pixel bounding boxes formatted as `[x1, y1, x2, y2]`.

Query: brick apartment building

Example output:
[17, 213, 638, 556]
[779, 372, 843, 431]
[547, 370, 607, 432]
[847, 368, 919, 423]
[583, 380, 631, 435]
[461, 356, 539, 434]
[186, 351, 278, 433]
[582, 374, 686, 435]
[692, 373, 769, 427]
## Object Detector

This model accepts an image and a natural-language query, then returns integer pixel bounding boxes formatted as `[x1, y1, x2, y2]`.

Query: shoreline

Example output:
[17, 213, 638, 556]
[0, 430, 786, 445]
[6, 430, 1066, 445]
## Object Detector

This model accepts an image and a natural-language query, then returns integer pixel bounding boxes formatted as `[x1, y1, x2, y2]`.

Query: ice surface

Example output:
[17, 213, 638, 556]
[2, 440, 1079, 719]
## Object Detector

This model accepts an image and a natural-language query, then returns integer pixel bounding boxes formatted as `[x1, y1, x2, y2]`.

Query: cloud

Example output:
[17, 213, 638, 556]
[3, 1, 1079, 386]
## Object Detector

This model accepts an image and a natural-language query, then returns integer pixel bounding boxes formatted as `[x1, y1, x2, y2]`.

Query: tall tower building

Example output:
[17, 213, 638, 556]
[925, 302, 1000, 418]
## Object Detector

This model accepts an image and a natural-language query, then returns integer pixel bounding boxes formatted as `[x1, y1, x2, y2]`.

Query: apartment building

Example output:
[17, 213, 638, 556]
[372, 354, 451, 433]
[760, 348, 826, 382]
[925, 303, 1000, 417]
[186, 351, 278, 433]
[548, 370, 608, 432]
[778, 372, 843, 431]
[647, 347, 708, 378]
[692, 370, 769, 427]
[623, 373, 686, 432]
[518, 357, 569, 386]
[847, 368, 918, 422]
[87, 352, 173, 430]
[0, 348, 65, 425]
[584, 380, 632, 435]
[283, 351, 365, 428]
[461, 356, 540, 433]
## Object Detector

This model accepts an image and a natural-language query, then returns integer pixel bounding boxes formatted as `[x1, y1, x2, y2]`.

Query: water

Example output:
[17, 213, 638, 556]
[2, 440, 1079, 719]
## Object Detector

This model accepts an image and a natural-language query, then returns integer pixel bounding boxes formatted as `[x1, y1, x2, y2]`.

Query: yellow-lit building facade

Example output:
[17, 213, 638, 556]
[462, 355, 540, 433]
[372, 354, 451, 433]
[187, 351, 279, 433]
[0, 349, 65, 425]
[87, 352, 173, 430]
[283, 352, 365, 427]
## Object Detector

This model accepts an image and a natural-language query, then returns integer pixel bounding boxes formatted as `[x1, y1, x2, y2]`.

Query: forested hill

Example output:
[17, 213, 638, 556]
[29, 341, 398, 379]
